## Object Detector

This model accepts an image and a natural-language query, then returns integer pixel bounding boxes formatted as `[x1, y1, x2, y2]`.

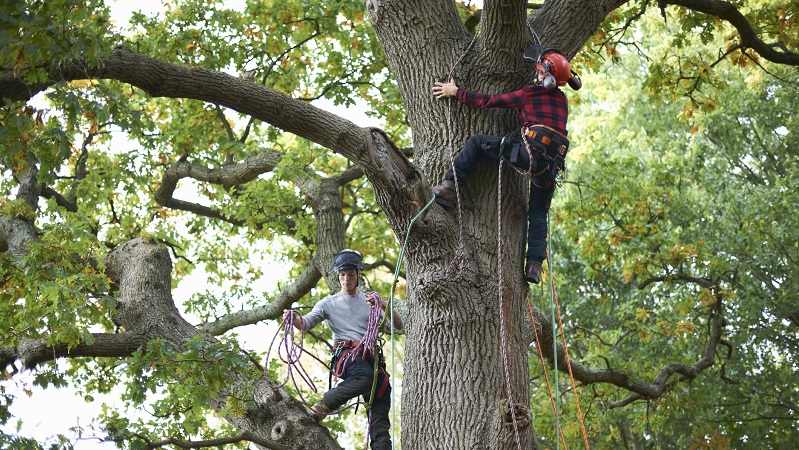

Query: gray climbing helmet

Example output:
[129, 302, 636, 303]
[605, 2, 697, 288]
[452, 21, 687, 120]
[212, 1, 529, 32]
[330, 249, 364, 273]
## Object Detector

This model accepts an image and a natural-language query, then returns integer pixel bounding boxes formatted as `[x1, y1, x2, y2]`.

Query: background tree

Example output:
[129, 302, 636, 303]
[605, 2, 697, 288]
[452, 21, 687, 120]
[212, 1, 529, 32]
[1, 0, 797, 449]
[546, 18, 799, 446]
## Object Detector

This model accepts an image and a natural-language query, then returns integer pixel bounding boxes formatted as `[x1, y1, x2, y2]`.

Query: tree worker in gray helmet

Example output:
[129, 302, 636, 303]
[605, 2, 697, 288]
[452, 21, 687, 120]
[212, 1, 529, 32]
[283, 249, 402, 450]
[431, 46, 581, 284]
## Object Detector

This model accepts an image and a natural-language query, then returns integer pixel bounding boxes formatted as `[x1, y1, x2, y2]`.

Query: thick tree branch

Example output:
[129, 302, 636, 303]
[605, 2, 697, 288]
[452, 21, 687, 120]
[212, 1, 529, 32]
[666, 0, 799, 65]
[154, 150, 283, 225]
[329, 165, 365, 186]
[0, 333, 149, 371]
[0, 46, 371, 161]
[200, 262, 322, 336]
[115, 430, 294, 450]
[637, 269, 717, 290]
[529, 291, 728, 407]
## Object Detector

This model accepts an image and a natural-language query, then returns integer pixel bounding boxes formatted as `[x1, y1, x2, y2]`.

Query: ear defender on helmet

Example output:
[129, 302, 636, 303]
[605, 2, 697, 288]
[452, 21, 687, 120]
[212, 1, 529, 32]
[568, 72, 582, 91]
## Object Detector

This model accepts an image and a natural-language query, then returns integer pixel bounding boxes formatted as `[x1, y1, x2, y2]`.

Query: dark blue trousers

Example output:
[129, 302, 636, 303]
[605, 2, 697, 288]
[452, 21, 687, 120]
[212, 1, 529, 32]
[324, 352, 392, 450]
[444, 134, 556, 264]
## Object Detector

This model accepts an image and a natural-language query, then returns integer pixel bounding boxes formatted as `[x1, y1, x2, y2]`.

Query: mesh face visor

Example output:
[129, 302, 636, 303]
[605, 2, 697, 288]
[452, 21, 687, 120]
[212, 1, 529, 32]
[523, 44, 559, 62]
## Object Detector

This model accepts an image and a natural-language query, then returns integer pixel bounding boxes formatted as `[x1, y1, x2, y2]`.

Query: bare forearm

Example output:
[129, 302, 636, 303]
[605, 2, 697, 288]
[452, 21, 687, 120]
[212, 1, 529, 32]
[381, 301, 403, 329]
[389, 310, 403, 330]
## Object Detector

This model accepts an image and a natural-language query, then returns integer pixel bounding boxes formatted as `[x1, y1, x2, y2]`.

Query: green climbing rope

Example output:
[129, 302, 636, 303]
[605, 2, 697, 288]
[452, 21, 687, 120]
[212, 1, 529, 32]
[363, 195, 437, 449]
[548, 211, 561, 450]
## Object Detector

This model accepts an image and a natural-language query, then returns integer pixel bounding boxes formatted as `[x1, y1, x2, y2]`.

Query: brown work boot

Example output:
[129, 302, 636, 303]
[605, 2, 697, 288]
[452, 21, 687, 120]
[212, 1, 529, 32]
[431, 179, 457, 208]
[525, 260, 542, 284]
[307, 399, 330, 423]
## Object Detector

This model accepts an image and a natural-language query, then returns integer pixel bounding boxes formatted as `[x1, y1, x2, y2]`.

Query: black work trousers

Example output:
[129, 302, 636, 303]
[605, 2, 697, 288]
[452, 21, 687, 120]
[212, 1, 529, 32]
[324, 352, 392, 450]
[444, 134, 556, 264]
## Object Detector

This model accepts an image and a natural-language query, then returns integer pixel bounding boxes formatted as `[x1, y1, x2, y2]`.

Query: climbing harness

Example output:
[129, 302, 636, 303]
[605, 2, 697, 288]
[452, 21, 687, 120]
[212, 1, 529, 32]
[264, 296, 384, 421]
[522, 125, 569, 189]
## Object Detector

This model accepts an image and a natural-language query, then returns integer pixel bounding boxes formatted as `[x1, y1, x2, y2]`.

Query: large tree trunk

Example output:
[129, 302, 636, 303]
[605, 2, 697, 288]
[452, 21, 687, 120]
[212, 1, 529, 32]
[367, 0, 540, 447]
[364, 0, 611, 447]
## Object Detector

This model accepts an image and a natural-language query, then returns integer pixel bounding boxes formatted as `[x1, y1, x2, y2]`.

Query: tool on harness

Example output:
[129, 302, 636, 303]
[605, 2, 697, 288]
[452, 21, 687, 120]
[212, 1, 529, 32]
[481, 126, 569, 187]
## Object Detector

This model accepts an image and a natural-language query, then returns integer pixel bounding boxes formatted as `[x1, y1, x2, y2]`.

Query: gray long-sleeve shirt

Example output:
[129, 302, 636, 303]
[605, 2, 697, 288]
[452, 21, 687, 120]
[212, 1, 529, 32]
[303, 291, 379, 344]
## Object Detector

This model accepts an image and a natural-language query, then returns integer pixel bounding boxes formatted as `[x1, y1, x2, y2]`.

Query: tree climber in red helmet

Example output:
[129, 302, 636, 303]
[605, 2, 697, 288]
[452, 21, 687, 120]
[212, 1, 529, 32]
[431, 46, 581, 284]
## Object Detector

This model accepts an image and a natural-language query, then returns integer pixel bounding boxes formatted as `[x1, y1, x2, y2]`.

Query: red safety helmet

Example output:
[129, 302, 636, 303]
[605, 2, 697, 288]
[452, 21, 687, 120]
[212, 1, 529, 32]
[539, 52, 571, 87]
[523, 45, 582, 90]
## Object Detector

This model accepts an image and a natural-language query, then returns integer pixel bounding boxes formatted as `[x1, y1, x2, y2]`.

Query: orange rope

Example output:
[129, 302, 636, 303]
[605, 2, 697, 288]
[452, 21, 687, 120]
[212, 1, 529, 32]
[526, 295, 569, 449]
[545, 255, 591, 450]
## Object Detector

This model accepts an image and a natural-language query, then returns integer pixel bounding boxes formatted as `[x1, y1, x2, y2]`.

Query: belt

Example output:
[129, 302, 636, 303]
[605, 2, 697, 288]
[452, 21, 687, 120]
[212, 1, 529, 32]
[524, 125, 569, 156]
[333, 340, 361, 349]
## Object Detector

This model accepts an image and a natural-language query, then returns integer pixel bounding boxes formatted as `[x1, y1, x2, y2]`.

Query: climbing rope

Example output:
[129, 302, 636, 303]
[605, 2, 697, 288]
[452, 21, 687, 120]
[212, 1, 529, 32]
[442, 33, 479, 281]
[526, 294, 569, 449]
[264, 311, 331, 408]
[384, 195, 437, 447]
[545, 246, 591, 449]
[343, 291, 385, 385]
[496, 157, 524, 450]
[264, 310, 315, 390]
[549, 225, 561, 450]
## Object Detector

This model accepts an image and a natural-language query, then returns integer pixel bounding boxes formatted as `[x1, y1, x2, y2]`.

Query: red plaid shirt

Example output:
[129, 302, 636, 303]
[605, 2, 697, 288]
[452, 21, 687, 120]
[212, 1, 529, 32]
[456, 85, 568, 136]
